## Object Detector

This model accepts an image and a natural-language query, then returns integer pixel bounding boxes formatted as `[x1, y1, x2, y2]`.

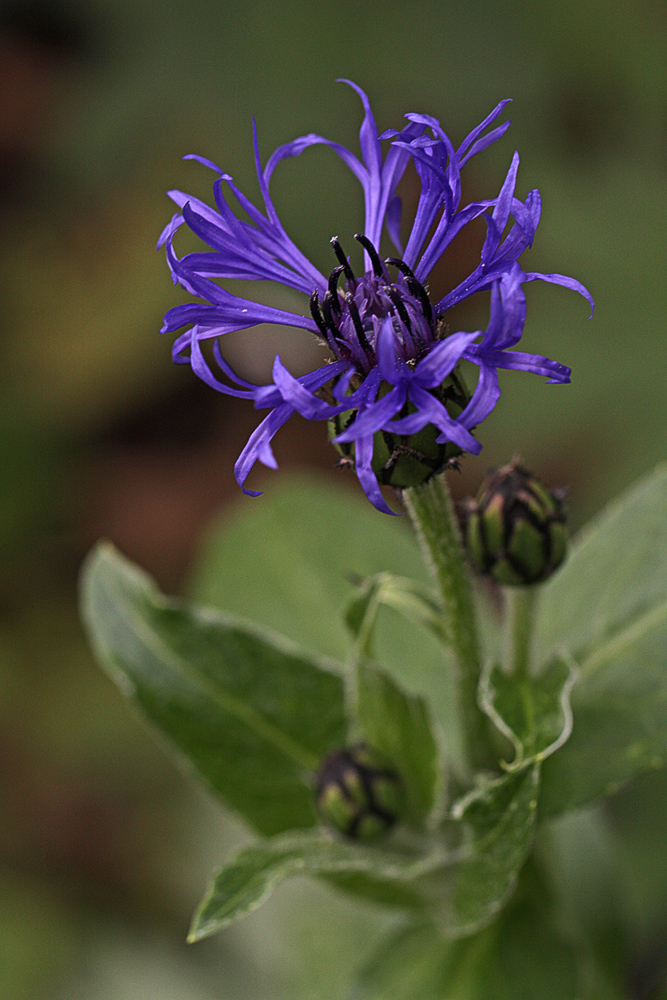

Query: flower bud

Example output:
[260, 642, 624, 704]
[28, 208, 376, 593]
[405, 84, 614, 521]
[464, 460, 567, 586]
[315, 744, 402, 840]
[329, 367, 472, 489]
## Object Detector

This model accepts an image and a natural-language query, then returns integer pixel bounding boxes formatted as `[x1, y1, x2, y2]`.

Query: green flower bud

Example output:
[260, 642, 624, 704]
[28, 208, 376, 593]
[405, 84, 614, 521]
[315, 744, 402, 840]
[464, 460, 567, 586]
[329, 366, 472, 489]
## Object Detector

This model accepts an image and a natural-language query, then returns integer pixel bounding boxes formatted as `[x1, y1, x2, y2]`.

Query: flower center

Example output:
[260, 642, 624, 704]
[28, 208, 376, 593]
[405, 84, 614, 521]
[309, 235, 436, 374]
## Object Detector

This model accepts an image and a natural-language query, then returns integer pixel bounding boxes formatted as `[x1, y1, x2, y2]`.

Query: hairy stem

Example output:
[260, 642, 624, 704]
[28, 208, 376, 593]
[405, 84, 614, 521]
[506, 587, 539, 682]
[403, 474, 489, 778]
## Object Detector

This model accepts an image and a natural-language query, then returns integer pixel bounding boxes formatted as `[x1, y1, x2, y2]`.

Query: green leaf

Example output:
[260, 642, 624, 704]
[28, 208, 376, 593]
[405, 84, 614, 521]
[189, 474, 431, 665]
[534, 465, 667, 814]
[346, 572, 447, 648]
[343, 574, 444, 828]
[542, 619, 667, 814]
[349, 922, 455, 1000]
[79, 542, 347, 836]
[188, 475, 482, 751]
[480, 656, 577, 768]
[357, 660, 443, 827]
[189, 829, 450, 942]
[345, 577, 383, 662]
[536, 464, 667, 662]
[329, 758, 539, 931]
[445, 764, 540, 935]
[350, 892, 580, 999]
[191, 764, 540, 941]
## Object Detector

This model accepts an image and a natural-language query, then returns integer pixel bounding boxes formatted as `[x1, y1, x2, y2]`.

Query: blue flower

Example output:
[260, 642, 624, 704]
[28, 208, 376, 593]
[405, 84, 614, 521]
[158, 81, 593, 513]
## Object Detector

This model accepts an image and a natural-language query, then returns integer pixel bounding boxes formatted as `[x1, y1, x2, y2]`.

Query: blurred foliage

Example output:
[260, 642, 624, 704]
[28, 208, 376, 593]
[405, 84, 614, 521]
[0, 0, 667, 996]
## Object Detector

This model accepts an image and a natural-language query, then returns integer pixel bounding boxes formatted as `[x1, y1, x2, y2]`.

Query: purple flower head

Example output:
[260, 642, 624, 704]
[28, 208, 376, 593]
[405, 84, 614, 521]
[158, 81, 593, 513]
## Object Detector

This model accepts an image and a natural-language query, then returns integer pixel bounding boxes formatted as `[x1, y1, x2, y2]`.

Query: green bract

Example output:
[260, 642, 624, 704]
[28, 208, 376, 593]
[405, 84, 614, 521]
[329, 367, 471, 489]
[464, 460, 567, 586]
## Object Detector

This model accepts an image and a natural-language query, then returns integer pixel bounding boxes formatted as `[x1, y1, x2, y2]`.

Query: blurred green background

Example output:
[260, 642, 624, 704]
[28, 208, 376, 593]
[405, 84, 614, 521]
[1, 0, 666, 996]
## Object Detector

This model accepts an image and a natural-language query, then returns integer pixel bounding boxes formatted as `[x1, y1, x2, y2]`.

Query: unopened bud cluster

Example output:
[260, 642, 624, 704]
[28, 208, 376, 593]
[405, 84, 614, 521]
[315, 744, 402, 840]
[464, 460, 567, 586]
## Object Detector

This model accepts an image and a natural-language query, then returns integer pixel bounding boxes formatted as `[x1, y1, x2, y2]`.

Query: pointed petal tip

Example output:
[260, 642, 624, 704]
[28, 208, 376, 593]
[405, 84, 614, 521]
[182, 154, 231, 178]
[335, 79, 373, 111]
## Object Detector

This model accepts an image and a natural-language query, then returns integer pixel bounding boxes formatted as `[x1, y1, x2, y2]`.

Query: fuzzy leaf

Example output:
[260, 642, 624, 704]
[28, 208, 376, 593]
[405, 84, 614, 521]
[357, 660, 442, 826]
[79, 542, 347, 835]
[480, 655, 577, 768]
[445, 764, 540, 934]
[191, 763, 540, 940]
[534, 465, 667, 814]
[346, 572, 447, 647]
[188, 475, 478, 751]
[350, 893, 580, 999]
[189, 474, 432, 665]
[334, 761, 542, 935]
[189, 830, 450, 941]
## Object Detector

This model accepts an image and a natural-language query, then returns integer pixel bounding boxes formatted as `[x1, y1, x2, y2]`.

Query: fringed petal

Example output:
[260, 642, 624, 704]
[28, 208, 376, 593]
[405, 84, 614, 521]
[459, 363, 501, 429]
[353, 433, 399, 515]
[523, 271, 595, 317]
[234, 404, 294, 496]
[333, 384, 407, 443]
[413, 331, 480, 387]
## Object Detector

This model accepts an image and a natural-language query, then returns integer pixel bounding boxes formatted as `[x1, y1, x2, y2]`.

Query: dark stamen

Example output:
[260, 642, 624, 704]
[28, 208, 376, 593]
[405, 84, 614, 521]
[328, 265, 346, 309]
[322, 291, 340, 335]
[385, 257, 416, 280]
[384, 285, 413, 333]
[345, 293, 372, 354]
[354, 233, 386, 278]
[385, 257, 433, 327]
[309, 291, 329, 340]
[330, 237, 356, 283]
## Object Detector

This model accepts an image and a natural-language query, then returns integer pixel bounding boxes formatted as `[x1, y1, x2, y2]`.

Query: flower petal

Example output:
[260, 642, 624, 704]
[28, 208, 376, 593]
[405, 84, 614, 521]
[353, 433, 399, 515]
[234, 403, 295, 496]
[457, 99, 512, 159]
[483, 151, 519, 261]
[470, 348, 572, 382]
[183, 153, 226, 174]
[264, 132, 366, 187]
[190, 333, 257, 398]
[459, 362, 501, 428]
[385, 194, 403, 254]
[458, 121, 511, 167]
[333, 385, 407, 443]
[476, 265, 527, 351]
[375, 317, 408, 384]
[332, 366, 381, 406]
[523, 272, 595, 317]
[407, 384, 481, 452]
[271, 356, 345, 419]
[156, 212, 184, 250]
[414, 199, 494, 284]
[413, 331, 480, 387]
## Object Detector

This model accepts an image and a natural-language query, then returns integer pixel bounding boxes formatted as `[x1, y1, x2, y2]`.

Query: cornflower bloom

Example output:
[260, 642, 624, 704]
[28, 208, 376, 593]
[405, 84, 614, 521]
[158, 82, 592, 513]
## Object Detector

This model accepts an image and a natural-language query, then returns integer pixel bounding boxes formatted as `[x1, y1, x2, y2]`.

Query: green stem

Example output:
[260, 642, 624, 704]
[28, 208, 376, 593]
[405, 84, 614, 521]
[403, 474, 488, 778]
[506, 587, 538, 681]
